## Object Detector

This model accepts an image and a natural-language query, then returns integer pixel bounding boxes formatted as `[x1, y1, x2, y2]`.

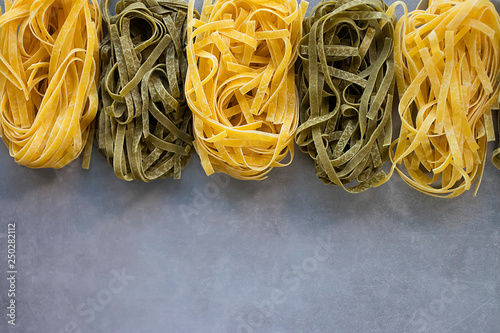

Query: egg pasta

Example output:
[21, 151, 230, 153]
[0, 0, 101, 168]
[186, 0, 308, 180]
[385, 0, 500, 198]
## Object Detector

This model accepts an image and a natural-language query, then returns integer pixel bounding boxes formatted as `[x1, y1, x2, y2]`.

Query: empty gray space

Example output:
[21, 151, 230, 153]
[0, 0, 499, 332]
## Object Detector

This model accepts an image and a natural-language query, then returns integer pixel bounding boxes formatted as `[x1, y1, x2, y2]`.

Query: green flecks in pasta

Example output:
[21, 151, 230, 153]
[295, 0, 396, 193]
[98, 0, 197, 181]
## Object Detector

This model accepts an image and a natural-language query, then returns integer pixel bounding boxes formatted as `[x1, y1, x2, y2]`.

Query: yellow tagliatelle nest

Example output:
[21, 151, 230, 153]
[387, 0, 500, 198]
[0, 0, 101, 169]
[186, 0, 307, 180]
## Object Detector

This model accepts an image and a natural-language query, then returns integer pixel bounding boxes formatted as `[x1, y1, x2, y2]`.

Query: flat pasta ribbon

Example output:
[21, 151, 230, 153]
[493, 110, 500, 169]
[296, 0, 396, 193]
[98, 0, 195, 181]
[385, 0, 500, 198]
[185, 0, 308, 180]
[0, 0, 101, 168]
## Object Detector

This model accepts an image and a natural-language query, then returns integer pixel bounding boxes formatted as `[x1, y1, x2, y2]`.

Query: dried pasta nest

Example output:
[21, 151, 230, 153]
[98, 0, 196, 181]
[296, 0, 396, 193]
[185, 0, 308, 180]
[391, 0, 500, 198]
[0, 0, 101, 169]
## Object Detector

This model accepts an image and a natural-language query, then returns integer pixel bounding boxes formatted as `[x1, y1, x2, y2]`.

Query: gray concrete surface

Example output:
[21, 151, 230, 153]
[1, 0, 500, 332]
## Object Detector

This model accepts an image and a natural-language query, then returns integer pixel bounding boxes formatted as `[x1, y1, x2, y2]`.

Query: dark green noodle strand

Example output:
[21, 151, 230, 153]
[494, 116, 500, 170]
[295, 0, 396, 193]
[98, 0, 197, 181]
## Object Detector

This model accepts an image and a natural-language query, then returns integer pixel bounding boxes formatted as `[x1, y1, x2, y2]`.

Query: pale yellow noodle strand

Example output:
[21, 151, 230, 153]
[0, 0, 101, 169]
[379, 0, 500, 198]
[186, 0, 308, 180]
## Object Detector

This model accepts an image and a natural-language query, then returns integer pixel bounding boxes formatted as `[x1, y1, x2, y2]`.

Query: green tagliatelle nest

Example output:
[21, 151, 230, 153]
[98, 0, 197, 181]
[494, 103, 500, 170]
[295, 0, 396, 193]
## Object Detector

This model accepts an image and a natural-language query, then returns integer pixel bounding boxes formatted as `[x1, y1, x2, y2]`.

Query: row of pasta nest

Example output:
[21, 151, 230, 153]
[0, 0, 499, 198]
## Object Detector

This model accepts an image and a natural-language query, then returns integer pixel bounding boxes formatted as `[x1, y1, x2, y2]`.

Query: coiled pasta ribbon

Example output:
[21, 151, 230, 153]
[296, 0, 396, 193]
[386, 0, 500, 198]
[493, 113, 500, 170]
[0, 0, 101, 168]
[186, 0, 308, 180]
[98, 0, 194, 181]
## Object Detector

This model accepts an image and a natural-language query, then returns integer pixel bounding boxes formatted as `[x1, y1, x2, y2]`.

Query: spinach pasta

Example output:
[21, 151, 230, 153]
[98, 0, 194, 181]
[295, 0, 396, 193]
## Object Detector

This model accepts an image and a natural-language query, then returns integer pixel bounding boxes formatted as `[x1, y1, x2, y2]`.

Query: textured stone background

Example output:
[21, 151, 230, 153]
[0, 0, 499, 332]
